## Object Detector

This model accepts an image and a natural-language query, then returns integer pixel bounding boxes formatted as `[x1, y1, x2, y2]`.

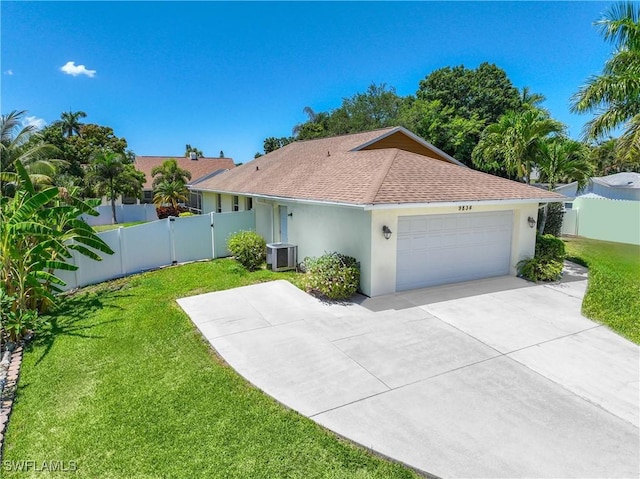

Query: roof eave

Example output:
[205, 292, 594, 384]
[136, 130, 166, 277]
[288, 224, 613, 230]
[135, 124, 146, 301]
[363, 197, 566, 211]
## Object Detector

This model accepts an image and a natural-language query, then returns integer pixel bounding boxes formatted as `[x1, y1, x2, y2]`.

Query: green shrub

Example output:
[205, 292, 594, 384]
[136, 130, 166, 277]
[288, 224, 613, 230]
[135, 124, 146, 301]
[179, 211, 195, 217]
[518, 234, 566, 282]
[226, 230, 266, 271]
[536, 234, 565, 261]
[304, 252, 360, 300]
[517, 257, 564, 282]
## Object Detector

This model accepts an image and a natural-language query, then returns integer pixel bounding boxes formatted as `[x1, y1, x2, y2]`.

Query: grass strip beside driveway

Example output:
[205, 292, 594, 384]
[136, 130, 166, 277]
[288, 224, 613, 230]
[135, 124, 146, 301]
[4, 259, 417, 478]
[564, 237, 640, 344]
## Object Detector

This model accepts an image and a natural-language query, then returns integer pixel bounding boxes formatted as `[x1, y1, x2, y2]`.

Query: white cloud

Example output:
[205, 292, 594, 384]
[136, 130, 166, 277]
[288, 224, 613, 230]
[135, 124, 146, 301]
[4, 69, 13, 75]
[24, 116, 46, 130]
[60, 61, 96, 78]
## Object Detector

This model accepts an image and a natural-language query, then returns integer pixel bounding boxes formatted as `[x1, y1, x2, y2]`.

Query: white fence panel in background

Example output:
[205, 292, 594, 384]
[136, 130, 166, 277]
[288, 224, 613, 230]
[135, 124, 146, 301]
[561, 209, 578, 235]
[173, 214, 214, 263]
[213, 211, 256, 258]
[81, 204, 158, 226]
[56, 211, 257, 291]
[76, 229, 126, 287]
[123, 220, 172, 274]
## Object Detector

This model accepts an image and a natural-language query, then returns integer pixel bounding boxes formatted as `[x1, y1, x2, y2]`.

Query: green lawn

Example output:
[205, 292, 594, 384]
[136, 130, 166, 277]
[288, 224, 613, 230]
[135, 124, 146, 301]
[4, 259, 417, 479]
[92, 221, 147, 232]
[564, 237, 640, 344]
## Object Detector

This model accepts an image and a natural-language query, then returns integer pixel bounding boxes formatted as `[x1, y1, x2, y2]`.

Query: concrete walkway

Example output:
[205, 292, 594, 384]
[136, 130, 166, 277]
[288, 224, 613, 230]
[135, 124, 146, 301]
[177, 267, 639, 478]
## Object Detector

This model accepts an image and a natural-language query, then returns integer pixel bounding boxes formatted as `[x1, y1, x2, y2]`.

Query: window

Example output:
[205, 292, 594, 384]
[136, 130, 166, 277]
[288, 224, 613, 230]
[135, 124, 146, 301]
[142, 190, 154, 204]
[122, 195, 137, 205]
[189, 191, 202, 213]
[564, 202, 573, 210]
[246, 197, 253, 211]
[216, 193, 222, 213]
[233, 195, 239, 212]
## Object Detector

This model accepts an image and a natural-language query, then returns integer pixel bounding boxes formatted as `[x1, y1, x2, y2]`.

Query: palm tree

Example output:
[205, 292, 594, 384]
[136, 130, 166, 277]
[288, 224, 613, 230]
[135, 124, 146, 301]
[472, 109, 564, 183]
[59, 110, 87, 137]
[536, 139, 594, 190]
[0, 110, 62, 191]
[519, 87, 546, 110]
[86, 151, 145, 224]
[571, 2, 640, 158]
[151, 158, 191, 188]
[153, 180, 188, 212]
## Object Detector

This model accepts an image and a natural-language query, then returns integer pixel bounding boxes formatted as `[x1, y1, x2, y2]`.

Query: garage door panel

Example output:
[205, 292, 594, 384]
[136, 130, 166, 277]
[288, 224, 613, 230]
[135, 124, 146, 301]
[396, 211, 513, 291]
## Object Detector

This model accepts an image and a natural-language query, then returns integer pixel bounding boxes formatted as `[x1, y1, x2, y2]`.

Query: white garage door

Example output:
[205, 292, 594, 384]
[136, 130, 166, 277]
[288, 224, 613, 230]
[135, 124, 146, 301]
[396, 211, 513, 291]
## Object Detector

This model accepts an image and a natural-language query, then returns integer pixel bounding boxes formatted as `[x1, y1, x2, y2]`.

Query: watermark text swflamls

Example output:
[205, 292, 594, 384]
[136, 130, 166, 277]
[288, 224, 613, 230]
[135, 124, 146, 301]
[2, 460, 78, 472]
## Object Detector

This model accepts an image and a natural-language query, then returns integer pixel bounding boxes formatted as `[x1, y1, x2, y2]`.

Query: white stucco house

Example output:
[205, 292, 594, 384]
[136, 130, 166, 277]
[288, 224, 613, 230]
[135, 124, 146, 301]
[191, 127, 564, 297]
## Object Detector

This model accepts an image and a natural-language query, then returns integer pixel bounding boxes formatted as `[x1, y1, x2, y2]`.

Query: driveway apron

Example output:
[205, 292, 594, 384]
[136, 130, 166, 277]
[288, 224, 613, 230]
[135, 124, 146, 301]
[177, 270, 639, 478]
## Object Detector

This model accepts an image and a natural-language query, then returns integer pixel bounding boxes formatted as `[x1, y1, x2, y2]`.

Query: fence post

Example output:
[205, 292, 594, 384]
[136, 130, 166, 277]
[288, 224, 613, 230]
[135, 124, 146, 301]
[210, 212, 216, 259]
[169, 217, 177, 264]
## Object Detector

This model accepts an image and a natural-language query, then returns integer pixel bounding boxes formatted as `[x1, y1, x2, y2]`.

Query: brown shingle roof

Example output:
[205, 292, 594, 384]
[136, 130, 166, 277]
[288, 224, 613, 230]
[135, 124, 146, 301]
[135, 156, 235, 189]
[193, 130, 563, 205]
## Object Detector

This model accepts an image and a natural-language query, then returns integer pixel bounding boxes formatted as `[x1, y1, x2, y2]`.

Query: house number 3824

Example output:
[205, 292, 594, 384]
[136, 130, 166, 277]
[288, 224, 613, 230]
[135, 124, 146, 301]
[458, 205, 472, 211]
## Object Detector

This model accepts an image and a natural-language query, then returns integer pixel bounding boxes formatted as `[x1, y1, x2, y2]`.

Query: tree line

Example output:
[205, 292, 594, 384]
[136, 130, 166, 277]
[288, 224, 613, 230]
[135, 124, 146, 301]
[259, 2, 639, 185]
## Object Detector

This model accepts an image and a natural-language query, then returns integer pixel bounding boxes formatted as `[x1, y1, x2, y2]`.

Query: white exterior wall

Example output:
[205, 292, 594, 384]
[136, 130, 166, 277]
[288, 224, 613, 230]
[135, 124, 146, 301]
[256, 200, 373, 295]
[201, 192, 249, 213]
[369, 203, 539, 297]
[202, 191, 217, 214]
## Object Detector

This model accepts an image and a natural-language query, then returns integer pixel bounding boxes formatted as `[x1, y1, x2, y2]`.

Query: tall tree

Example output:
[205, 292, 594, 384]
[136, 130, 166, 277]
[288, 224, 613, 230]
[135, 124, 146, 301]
[153, 180, 189, 212]
[571, 1, 640, 160]
[151, 158, 191, 188]
[0, 110, 62, 191]
[185, 144, 203, 158]
[59, 110, 87, 137]
[472, 109, 564, 183]
[536, 138, 594, 190]
[263, 136, 294, 154]
[86, 152, 145, 224]
[417, 63, 521, 126]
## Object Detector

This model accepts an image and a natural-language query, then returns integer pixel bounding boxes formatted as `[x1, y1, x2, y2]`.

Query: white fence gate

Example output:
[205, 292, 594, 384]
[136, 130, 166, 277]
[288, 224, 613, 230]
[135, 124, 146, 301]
[57, 211, 255, 291]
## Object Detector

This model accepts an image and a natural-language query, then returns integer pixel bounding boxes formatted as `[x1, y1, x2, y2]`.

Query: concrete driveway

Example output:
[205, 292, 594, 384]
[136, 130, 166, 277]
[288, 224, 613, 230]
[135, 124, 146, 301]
[177, 265, 639, 478]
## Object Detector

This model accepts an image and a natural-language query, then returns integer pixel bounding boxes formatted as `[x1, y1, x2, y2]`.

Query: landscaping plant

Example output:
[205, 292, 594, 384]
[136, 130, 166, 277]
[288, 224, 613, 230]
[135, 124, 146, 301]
[303, 252, 360, 300]
[517, 234, 565, 282]
[227, 230, 266, 271]
[0, 161, 113, 341]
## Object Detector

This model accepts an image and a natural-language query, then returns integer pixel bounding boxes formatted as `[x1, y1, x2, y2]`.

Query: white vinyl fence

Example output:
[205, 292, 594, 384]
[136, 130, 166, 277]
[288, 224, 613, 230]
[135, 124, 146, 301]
[57, 211, 255, 291]
[80, 204, 159, 226]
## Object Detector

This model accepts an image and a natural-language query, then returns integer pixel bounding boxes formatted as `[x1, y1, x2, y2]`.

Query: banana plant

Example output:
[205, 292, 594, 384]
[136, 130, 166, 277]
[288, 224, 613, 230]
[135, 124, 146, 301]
[1, 161, 113, 339]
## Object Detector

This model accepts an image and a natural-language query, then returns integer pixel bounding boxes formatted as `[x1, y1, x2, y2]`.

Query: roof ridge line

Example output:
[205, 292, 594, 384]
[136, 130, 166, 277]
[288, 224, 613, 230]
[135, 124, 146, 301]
[362, 148, 400, 204]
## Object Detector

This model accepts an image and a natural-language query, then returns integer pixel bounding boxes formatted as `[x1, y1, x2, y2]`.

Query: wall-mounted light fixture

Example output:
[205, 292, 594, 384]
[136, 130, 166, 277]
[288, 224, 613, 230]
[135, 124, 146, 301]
[527, 216, 536, 228]
[288, 212, 293, 217]
[382, 225, 392, 240]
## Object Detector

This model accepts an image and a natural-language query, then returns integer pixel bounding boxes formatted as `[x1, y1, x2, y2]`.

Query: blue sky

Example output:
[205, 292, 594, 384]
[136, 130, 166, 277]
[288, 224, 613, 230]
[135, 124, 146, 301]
[2, 1, 613, 163]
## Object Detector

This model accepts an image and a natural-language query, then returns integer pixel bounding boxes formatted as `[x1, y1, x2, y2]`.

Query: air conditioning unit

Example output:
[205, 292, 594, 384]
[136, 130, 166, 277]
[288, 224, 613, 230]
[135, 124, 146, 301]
[266, 243, 297, 272]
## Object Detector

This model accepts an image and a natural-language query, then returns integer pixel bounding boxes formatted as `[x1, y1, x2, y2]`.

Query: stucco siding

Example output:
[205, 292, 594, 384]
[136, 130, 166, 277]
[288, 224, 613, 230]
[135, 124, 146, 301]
[258, 201, 373, 296]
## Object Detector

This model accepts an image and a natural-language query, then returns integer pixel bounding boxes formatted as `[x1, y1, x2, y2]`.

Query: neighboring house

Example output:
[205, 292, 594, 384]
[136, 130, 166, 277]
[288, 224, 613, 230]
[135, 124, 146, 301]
[555, 172, 640, 202]
[191, 126, 563, 296]
[133, 155, 236, 211]
[556, 172, 640, 245]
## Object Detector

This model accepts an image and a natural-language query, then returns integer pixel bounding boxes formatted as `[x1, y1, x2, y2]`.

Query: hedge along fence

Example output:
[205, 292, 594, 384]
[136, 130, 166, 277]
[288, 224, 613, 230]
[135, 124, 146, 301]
[56, 211, 256, 291]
